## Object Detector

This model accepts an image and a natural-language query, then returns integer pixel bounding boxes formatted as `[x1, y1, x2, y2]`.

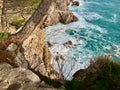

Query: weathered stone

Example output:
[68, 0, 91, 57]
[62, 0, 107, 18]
[40, 0, 78, 26]
[66, 0, 71, 6]
[0, 0, 78, 82]
[6, 43, 18, 51]
[22, 28, 47, 76]
[72, 1, 80, 6]
[14, 48, 28, 68]
[47, 42, 53, 47]
[63, 41, 73, 48]
[0, 63, 61, 90]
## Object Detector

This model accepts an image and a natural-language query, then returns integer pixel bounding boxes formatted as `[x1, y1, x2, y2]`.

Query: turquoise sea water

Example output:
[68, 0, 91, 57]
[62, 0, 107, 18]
[68, 0, 120, 61]
[45, 0, 120, 79]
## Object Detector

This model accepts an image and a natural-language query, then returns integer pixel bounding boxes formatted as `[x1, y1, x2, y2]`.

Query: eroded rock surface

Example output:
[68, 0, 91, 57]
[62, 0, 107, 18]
[0, 63, 61, 90]
[0, 0, 78, 83]
[41, 0, 78, 27]
[21, 0, 78, 80]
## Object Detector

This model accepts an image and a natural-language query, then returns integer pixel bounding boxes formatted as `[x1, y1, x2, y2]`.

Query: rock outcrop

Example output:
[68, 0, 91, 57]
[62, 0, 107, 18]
[72, 1, 80, 6]
[21, 0, 78, 80]
[41, 0, 78, 27]
[0, 0, 78, 32]
[0, 0, 78, 88]
[0, 63, 61, 90]
[72, 56, 113, 81]
[22, 28, 61, 79]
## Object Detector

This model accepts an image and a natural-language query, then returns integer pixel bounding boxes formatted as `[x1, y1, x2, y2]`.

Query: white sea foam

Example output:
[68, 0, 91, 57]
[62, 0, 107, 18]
[114, 45, 120, 58]
[85, 1, 100, 5]
[108, 14, 117, 23]
[87, 24, 107, 34]
[44, 0, 120, 79]
[83, 12, 103, 21]
[44, 21, 91, 79]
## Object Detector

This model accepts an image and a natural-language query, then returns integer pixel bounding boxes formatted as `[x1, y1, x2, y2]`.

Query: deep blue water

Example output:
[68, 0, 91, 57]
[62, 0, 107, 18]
[45, 0, 120, 79]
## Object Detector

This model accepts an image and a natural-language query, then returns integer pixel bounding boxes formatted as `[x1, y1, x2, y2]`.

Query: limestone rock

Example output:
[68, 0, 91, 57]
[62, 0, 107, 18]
[6, 43, 18, 52]
[40, 0, 78, 27]
[22, 28, 61, 80]
[23, 28, 47, 76]
[0, 0, 78, 81]
[0, 63, 61, 90]
[1, 0, 78, 33]
[66, 0, 71, 5]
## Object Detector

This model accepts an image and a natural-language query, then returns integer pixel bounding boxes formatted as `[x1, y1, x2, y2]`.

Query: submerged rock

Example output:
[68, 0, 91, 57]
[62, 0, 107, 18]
[47, 42, 53, 47]
[72, 1, 80, 6]
[63, 41, 73, 48]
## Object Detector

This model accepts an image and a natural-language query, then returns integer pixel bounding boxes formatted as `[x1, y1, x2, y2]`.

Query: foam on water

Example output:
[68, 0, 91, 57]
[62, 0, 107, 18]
[82, 12, 103, 21]
[44, 0, 120, 79]
[107, 14, 117, 23]
[114, 45, 120, 58]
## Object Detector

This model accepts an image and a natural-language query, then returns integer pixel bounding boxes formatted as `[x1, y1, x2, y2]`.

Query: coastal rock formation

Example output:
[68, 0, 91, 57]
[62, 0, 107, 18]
[21, 0, 78, 80]
[0, 0, 78, 86]
[72, 1, 80, 6]
[22, 28, 60, 79]
[0, 0, 78, 32]
[0, 63, 60, 90]
[41, 0, 78, 27]
[72, 57, 112, 81]
[63, 41, 73, 48]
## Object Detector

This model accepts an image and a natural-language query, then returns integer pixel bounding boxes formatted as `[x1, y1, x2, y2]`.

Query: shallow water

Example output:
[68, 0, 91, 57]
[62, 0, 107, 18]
[44, 0, 120, 79]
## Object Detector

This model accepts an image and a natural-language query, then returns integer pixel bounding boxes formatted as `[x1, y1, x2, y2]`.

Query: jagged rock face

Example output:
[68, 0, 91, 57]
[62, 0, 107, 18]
[72, 1, 80, 6]
[0, 63, 59, 90]
[22, 0, 78, 80]
[0, 0, 78, 81]
[40, 0, 78, 28]
[0, 0, 78, 32]
[66, 0, 71, 5]
[22, 28, 48, 76]
[22, 28, 61, 79]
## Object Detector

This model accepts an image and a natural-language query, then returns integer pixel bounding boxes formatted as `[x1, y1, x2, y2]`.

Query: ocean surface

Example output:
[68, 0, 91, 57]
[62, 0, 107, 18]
[44, 0, 120, 79]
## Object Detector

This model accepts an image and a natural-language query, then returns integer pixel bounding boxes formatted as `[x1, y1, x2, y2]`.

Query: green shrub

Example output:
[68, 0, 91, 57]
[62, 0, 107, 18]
[7, 51, 16, 57]
[65, 81, 84, 90]
[64, 57, 120, 90]
[0, 32, 9, 43]
[0, 32, 8, 39]
[10, 19, 25, 29]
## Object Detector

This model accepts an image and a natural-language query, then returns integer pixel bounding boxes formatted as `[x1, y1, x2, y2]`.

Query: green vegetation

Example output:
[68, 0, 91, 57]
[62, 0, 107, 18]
[24, 0, 41, 14]
[10, 19, 25, 29]
[9, 0, 41, 14]
[7, 51, 16, 57]
[0, 32, 8, 39]
[6, 0, 41, 30]
[0, 32, 9, 43]
[64, 57, 120, 90]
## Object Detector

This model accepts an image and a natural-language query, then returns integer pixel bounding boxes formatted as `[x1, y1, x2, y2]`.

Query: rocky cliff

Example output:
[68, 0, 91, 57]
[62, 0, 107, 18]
[22, 0, 78, 79]
[0, 0, 78, 89]
[0, 63, 63, 90]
